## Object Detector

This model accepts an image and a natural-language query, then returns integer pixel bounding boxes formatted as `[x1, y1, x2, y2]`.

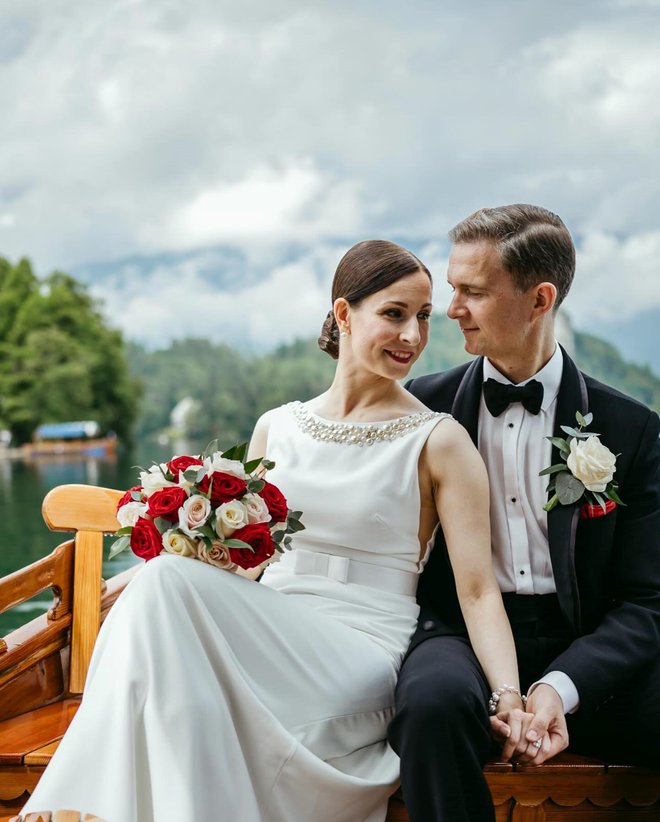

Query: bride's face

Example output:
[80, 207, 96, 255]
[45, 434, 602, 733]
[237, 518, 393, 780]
[341, 269, 432, 379]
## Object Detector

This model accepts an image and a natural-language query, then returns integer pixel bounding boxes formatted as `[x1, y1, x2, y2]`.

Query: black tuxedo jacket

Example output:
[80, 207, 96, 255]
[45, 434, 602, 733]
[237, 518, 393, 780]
[407, 347, 660, 712]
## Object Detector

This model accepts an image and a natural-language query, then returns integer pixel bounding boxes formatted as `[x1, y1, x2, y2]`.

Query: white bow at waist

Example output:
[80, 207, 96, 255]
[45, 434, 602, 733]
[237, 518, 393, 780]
[286, 548, 418, 597]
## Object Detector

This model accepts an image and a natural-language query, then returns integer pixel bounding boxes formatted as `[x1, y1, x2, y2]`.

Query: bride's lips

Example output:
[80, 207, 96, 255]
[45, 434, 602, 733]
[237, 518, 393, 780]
[385, 350, 415, 364]
[460, 326, 479, 335]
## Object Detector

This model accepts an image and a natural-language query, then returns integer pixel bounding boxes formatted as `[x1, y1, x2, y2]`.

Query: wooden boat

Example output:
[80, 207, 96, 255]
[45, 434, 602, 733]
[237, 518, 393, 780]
[21, 423, 117, 459]
[0, 485, 658, 822]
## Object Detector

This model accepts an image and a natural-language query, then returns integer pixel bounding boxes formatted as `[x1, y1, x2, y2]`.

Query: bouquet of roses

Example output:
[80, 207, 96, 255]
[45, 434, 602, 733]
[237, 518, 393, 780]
[110, 440, 304, 572]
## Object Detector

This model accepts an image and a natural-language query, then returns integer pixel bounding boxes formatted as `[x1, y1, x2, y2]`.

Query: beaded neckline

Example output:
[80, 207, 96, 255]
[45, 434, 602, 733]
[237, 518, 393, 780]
[288, 401, 445, 446]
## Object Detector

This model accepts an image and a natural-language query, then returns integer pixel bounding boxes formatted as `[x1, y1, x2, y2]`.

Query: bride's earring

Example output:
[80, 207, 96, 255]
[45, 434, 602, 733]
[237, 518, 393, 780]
[339, 327, 350, 337]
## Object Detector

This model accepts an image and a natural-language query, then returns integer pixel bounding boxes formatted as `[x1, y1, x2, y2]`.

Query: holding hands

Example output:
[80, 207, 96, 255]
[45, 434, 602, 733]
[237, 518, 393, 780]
[490, 684, 569, 765]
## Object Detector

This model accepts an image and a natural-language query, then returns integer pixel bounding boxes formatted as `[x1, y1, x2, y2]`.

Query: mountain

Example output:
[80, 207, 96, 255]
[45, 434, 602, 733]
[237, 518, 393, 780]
[578, 309, 660, 375]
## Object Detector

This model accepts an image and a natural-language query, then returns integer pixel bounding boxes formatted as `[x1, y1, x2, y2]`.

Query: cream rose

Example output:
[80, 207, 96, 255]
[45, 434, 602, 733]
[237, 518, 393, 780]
[203, 453, 247, 480]
[197, 540, 238, 571]
[242, 493, 270, 525]
[215, 500, 248, 538]
[178, 494, 212, 536]
[162, 529, 197, 557]
[140, 464, 176, 497]
[117, 501, 148, 528]
[567, 436, 616, 492]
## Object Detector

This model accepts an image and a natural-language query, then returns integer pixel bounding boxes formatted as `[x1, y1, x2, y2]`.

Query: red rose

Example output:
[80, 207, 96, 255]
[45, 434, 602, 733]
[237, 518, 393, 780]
[228, 523, 275, 569]
[117, 486, 143, 511]
[259, 481, 288, 522]
[130, 517, 163, 561]
[168, 455, 203, 477]
[147, 486, 188, 522]
[199, 471, 247, 506]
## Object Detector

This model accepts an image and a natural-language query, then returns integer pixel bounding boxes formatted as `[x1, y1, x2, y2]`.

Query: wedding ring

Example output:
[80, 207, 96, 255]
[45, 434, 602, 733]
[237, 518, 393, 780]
[532, 738, 542, 749]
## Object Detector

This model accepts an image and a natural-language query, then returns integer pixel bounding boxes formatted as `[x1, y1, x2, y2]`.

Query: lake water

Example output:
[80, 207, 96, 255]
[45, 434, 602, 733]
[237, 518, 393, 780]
[0, 440, 198, 634]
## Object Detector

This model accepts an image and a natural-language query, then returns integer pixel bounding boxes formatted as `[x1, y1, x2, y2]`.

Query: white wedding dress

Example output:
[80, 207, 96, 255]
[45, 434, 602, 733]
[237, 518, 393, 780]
[23, 401, 448, 822]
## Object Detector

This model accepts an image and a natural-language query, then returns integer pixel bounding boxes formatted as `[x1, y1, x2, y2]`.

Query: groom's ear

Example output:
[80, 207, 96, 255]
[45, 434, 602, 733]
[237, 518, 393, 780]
[531, 282, 557, 319]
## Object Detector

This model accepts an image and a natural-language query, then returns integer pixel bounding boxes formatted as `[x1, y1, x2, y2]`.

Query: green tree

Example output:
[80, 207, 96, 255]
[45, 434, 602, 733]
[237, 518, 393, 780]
[0, 257, 140, 445]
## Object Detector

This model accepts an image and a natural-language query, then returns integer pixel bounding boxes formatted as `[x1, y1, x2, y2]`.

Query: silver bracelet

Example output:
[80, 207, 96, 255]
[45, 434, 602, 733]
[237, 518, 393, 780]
[488, 684, 527, 715]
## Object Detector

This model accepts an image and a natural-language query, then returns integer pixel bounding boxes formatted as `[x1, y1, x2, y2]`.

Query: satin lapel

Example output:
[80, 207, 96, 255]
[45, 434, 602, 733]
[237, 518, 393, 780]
[450, 357, 483, 447]
[547, 347, 589, 631]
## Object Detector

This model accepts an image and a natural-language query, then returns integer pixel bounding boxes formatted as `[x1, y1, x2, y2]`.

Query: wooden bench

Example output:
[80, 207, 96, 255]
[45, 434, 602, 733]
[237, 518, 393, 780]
[0, 485, 658, 822]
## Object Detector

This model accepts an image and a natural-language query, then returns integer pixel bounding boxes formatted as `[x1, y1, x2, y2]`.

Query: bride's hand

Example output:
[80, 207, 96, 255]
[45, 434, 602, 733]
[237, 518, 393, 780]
[490, 699, 542, 763]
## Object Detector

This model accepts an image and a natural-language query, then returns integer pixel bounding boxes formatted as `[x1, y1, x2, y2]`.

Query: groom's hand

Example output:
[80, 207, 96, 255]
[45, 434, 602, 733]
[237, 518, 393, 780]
[516, 684, 569, 765]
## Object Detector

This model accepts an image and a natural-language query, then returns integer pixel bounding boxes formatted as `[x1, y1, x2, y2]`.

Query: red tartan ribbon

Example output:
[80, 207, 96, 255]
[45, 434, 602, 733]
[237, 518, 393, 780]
[580, 499, 616, 519]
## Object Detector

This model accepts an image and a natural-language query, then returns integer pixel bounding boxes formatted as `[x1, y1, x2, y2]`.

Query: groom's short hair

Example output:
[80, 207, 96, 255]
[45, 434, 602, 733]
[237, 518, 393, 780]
[448, 204, 575, 308]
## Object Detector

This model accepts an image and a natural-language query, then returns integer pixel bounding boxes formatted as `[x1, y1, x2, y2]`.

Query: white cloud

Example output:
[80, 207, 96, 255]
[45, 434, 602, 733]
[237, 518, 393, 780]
[565, 230, 660, 324]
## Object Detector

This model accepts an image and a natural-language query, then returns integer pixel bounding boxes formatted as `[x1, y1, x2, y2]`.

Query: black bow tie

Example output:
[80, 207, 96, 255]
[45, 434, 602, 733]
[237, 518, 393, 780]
[483, 378, 544, 417]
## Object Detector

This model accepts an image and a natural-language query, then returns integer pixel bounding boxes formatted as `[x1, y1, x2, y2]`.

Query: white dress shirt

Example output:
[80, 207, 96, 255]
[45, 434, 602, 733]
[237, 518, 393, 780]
[478, 345, 579, 713]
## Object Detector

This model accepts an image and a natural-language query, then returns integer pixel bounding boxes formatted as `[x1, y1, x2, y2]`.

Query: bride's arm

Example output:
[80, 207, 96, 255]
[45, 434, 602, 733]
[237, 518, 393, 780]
[426, 422, 526, 735]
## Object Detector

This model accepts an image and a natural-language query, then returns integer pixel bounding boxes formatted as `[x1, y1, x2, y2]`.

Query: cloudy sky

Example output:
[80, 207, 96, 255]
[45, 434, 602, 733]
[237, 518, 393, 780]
[1, 0, 659, 359]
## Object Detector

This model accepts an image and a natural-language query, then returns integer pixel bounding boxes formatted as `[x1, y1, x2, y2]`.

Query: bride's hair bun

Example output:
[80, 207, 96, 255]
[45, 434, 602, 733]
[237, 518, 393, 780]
[317, 240, 432, 360]
[318, 310, 340, 360]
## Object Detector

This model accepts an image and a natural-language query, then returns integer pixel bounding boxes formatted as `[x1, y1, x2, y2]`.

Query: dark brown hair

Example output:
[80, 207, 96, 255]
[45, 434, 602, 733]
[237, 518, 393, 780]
[318, 240, 432, 359]
[448, 204, 575, 308]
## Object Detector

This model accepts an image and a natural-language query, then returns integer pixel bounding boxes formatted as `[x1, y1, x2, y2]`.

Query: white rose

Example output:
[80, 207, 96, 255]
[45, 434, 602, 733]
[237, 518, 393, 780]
[197, 540, 238, 572]
[178, 494, 212, 536]
[117, 501, 147, 528]
[215, 500, 248, 538]
[162, 529, 197, 557]
[243, 493, 270, 525]
[140, 464, 176, 497]
[566, 436, 616, 492]
[203, 453, 247, 479]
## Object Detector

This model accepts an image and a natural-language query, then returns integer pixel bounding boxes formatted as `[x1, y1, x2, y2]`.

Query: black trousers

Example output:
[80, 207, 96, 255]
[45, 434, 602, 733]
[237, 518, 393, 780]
[388, 596, 660, 822]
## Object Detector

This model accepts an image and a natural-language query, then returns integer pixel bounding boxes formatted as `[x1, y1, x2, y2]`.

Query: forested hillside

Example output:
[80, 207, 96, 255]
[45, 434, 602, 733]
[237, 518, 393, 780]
[130, 316, 660, 443]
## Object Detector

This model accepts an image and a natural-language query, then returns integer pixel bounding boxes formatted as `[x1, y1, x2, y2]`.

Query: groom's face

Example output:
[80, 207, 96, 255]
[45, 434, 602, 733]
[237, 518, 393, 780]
[447, 240, 537, 368]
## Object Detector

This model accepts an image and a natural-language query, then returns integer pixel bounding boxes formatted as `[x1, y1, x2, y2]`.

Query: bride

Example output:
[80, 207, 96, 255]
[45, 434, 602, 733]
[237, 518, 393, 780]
[23, 240, 524, 822]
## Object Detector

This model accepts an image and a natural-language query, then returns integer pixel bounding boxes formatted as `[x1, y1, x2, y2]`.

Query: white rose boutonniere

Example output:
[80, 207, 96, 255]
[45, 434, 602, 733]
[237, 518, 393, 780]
[541, 411, 624, 513]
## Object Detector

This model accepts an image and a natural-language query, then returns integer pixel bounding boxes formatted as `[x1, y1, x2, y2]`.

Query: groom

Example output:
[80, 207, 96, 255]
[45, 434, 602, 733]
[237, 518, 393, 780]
[388, 204, 660, 821]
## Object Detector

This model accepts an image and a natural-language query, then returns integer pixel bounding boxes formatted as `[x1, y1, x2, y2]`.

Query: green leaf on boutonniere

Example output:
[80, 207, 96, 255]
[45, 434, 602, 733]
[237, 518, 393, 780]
[547, 436, 571, 455]
[543, 493, 560, 513]
[576, 411, 593, 427]
[606, 485, 626, 506]
[555, 472, 585, 505]
[592, 491, 608, 513]
[560, 426, 599, 439]
[539, 463, 568, 477]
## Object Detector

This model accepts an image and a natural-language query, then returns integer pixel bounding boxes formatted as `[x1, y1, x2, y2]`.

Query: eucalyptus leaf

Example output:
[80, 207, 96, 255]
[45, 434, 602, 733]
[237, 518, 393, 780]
[555, 472, 585, 505]
[130, 490, 143, 502]
[288, 510, 303, 520]
[539, 463, 567, 477]
[261, 459, 275, 470]
[247, 479, 265, 493]
[606, 485, 625, 506]
[108, 535, 130, 559]
[203, 439, 220, 458]
[575, 411, 586, 427]
[224, 538, 254, 551]
[222, 442, 248, 462]
[286, 519, 305, 533]
[583, 412, 593, 426]
[283, 536, 292, 547]
[243, 458, 262, 475]
[543, 493, 559, 513]
[199, 525, 217, 541]
[115, 525, 134, 536]
[547, 436, 571, 454]
[154, 517, 172, 534]
[272, 529, 285, 543]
